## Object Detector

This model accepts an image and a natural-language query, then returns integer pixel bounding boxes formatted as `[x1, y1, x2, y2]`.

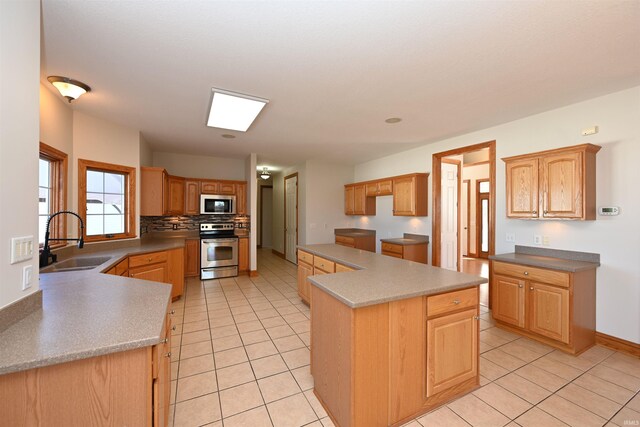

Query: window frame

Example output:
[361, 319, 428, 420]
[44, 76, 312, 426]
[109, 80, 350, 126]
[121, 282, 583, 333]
[39, 142, 68, 249]
[78, 159, 136, 243]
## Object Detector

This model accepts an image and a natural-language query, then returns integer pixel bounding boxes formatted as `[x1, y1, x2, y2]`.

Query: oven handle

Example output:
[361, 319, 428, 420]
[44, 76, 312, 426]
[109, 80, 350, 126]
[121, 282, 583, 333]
[202, 238, 238, 244]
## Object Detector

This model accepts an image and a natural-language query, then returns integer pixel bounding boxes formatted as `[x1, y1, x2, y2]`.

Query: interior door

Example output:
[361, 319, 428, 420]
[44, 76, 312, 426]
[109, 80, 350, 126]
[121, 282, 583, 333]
[285, 174, 298, 264]
[476, 180, 491, 259]
[441, 161, 459, 271]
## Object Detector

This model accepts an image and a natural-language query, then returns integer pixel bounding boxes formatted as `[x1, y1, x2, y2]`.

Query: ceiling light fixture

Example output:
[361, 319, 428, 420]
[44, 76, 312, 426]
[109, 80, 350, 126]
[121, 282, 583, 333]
[207, 88, 269, 132]
[260, 167, 271, 180]
[385, 117, 402, 124]
[47, 76, 91, 103]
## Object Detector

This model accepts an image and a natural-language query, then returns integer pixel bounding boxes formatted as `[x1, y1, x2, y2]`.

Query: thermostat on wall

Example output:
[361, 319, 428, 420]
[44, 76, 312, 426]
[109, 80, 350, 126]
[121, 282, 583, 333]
[598, 206, 620, 216]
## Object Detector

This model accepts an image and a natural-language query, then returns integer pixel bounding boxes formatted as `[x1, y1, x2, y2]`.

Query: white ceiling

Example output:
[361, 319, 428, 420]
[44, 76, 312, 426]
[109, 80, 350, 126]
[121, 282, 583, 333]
[41, 1, 640, 170]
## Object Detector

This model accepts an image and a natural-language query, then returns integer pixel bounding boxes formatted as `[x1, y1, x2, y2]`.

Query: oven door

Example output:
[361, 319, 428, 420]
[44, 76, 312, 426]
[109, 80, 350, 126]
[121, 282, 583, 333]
[201, 238, 238, 268]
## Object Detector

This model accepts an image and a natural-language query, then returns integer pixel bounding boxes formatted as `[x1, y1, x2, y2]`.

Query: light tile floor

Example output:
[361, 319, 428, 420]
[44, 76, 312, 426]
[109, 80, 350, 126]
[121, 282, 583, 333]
[168, 248, 640, 427]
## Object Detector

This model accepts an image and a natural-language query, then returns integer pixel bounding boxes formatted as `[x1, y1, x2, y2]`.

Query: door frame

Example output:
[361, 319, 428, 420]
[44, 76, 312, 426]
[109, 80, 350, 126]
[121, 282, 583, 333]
[475, 178, 491, 259]
[441, 158, 461, 271]
[432, 140, 496, 267]
[283, 173, 298, 265]
[258, 184, 273, 249]
[462, 179, 471, 257]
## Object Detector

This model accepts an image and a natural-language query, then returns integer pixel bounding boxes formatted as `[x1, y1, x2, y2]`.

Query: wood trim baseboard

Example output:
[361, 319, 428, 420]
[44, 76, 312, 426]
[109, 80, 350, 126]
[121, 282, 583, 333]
[249, 270, 259, 277]
[272, 249, 286, 259]
[595, 332, 640, 357]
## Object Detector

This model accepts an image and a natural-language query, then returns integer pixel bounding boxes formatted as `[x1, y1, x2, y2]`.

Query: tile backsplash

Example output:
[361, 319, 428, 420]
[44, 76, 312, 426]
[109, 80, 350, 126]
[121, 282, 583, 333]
[140, 215, 249, 234]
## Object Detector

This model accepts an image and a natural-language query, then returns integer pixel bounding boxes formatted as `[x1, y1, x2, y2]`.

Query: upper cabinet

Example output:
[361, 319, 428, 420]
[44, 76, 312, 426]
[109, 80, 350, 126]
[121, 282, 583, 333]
[141, 167, 247, 217]
[392, 173, 428, 216]
[503, 144, 600, 220]
[345, 173, 428, 216]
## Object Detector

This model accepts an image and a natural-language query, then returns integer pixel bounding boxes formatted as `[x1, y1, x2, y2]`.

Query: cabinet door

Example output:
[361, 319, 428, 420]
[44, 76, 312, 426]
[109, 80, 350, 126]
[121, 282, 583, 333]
[393, 177, 415, 215]
[167, 248, 184, 300]
[200, 180, 218, 194]
[219, 182, 236, 195]
[130, 263, 168, 283]
[238, 237, 249, 272]
[344, 186, 355, 215]
[184, 180, 200, 215]
[153, 317, 171, 427]
[140, 167, 166, 216]
[165, 176, 185, 215]
[492, 274, 525, 328]
[365, 182, 379, 197]
[377, 179, 393, 196]
[541, 151, 583, 219]
[297, 261, 313, 304]
[235, 183, 247, 215]
[184, 239, 200, 277]
[506, 158, 539, 218]
[426, 308, 478, 396]
[353, 185, 367, 214]
[528, 282, 569, 344]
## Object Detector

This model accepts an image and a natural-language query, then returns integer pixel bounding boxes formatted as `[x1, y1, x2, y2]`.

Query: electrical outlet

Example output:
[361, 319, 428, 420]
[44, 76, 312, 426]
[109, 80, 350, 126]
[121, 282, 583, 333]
[534, 235, 542, 245]
[505, 233, 516, 243]
[172, 223, 178, 230]
[543, 236, 550, 246]
[22, 265, 33, 290]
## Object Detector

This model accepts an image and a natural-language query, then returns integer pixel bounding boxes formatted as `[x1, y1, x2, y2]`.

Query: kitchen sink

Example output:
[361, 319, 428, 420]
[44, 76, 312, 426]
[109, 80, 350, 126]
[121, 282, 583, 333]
[42, 256, 113, 273]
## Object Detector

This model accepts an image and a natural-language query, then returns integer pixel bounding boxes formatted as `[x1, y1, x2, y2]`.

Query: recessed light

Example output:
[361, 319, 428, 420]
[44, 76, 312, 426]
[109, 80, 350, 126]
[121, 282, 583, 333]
[385, 117, 402, 124]
[221, 134, 236, 139]
[207, 88, 269, 132]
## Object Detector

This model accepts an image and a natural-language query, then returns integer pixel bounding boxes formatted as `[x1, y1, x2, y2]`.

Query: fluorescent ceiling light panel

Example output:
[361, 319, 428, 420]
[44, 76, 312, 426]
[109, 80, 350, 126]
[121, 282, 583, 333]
[207, 88, 269, 132]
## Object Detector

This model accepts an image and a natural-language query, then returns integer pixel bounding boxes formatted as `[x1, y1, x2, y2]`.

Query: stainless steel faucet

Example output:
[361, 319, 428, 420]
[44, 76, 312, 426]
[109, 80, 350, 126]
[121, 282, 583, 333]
[39, 210, 85, 268]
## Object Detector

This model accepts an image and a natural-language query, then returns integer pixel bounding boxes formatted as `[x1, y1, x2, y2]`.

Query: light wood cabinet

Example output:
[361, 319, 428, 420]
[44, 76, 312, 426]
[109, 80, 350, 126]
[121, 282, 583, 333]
[297, 249, 313, 304]
[503, 144, 600, 220]
[236, 183, 247, 215]
[167, 248, 185, 301]
[184, 239, 199, 277]
[165, 176, 185, 215]
[130, 263, 168, 283]
[381, 240, 428, 264]
[238, 237, 249, 273]
[141, 167, 167, 216]
[200, 180, 219, 194]
[334, 233, 376, 252]
[219, 181, 235, 195]
[129, 249, 184, 301]
[393, 173, 428, 216]
[184, 180, 200, 215]
[491, 260, 595, 353]
[0, 312, 173, 426]
[365, 179, 392, 196]
[344, 184, 375, 215]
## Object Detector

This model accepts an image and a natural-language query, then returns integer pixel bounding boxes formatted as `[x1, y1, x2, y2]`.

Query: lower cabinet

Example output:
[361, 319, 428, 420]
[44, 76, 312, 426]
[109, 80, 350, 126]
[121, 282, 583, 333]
[128, 248, 184, 301]
[0, 311, 173, 425]
[381, 241, 428, 264]
[184, 239, 200, 278]
[334, 234, 376, 252]
[491, 260, 594, 353]
[297, 257, 313, 304]
[238, 237, 249, 273]
[297, 249, 353, 305]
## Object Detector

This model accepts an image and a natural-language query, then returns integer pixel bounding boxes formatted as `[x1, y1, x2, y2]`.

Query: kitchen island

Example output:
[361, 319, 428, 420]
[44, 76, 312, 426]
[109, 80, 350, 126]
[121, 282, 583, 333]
[298, 244, 485, 427]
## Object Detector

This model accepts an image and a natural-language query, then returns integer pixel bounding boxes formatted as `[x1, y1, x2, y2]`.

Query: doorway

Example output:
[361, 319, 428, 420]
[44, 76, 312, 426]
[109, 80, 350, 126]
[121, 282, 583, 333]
[440, 159, 461, 271]
[259, 185, 273, 249]
[284, 173, 298, 264]
[476, 179, 491, 259]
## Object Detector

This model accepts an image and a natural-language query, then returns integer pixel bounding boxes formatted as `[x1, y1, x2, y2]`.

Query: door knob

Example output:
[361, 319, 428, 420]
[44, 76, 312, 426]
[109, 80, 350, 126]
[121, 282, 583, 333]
[529, 287, 534, 291]
[524, 271, 529, 276]
[518, 284, 523, 288]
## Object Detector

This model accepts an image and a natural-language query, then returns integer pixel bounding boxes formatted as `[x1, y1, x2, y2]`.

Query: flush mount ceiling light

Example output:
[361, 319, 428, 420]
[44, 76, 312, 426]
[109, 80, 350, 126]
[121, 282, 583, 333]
[260, 167, 271, 180]
[207, 88, 269, 132]
[385, 117, 402, 124]
[47, 76, 91, 103]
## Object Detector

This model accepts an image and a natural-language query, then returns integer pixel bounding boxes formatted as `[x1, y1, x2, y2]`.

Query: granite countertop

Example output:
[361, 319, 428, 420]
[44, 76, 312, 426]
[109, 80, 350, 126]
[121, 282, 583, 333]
[334, 228, 376, 237]
[489, 245, 600, 273]
[0, 235, 189, 376]
[298, 244, 484, 308]
[380, 233, 430, 246]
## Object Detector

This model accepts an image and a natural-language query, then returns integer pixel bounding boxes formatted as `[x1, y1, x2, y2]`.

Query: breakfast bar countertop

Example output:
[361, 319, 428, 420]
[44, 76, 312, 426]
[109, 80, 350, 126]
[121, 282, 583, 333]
[0, 234, 193, 376]
[489, 245, 600, 272]
[298, 243, 484, 308]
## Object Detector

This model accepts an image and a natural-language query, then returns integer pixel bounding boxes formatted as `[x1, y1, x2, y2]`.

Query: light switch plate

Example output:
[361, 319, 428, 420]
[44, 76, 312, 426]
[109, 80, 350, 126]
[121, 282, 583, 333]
[11, 236, 34, 264]
[534, 235, 542, 245]
[505, 233, 516, 243]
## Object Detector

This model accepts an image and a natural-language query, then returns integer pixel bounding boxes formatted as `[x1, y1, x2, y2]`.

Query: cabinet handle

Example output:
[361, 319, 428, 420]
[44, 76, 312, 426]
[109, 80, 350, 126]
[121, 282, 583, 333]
[453, 299, 461, 305]
[544, 211, 548, 215]
[172, 325, 177, 331]
[532, 210, 537, 214]
[170, 310, 175, 315]
[529, 287, 534, 291]
[474, 315, 480, 320]
[161, 338, 168, 344]
[148, 258, 152, 262]
[165, 352, 172, 358]
[524, 271, 529, 276]
[518, 284, 523, 288]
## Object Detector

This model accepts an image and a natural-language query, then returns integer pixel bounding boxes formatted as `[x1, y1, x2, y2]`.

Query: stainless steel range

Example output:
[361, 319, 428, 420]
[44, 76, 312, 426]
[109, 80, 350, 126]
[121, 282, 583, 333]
[200, 222, 238, 280]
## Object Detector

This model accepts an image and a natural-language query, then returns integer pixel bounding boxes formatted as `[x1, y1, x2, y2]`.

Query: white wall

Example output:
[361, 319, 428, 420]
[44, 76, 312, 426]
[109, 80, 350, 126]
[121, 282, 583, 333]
[305, 160, 353, 244]
[245, 154, 257, 271]
[153, 152, 246, 180]
[0, 0, 40, 308]
[354, 87, 640, 343]
[139, 134, 152, 167]
[261, 187, 273, 247]
[72, 111, 142, 238]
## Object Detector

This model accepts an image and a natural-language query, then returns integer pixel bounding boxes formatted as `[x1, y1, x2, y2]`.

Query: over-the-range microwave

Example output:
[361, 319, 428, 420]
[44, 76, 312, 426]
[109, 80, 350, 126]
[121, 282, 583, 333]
[200, 194, 236, 215]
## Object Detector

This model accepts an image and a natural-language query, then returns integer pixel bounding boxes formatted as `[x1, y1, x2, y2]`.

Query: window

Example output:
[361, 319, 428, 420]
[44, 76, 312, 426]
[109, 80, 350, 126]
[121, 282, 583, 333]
[78, 159, 136, 242]
[39, 143, 68, 247]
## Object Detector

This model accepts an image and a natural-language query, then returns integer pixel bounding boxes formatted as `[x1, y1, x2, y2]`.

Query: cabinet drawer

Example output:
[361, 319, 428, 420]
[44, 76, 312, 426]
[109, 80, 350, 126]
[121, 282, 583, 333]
[493, 261, 569, 288]
[335, 235, 355, 246]
[129, 251, 168, 268]
[298, 250, 313, 265]
[427, 287, 478, 317]
[382, 251, 403, 259]
[314, 256, 335, 273]
[115, 259, 129, 276]
[381, 242, 403, 255]
[377, 179, 393, 196]
[365, 183, 379, 197]
[335, 263, 355, 273]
